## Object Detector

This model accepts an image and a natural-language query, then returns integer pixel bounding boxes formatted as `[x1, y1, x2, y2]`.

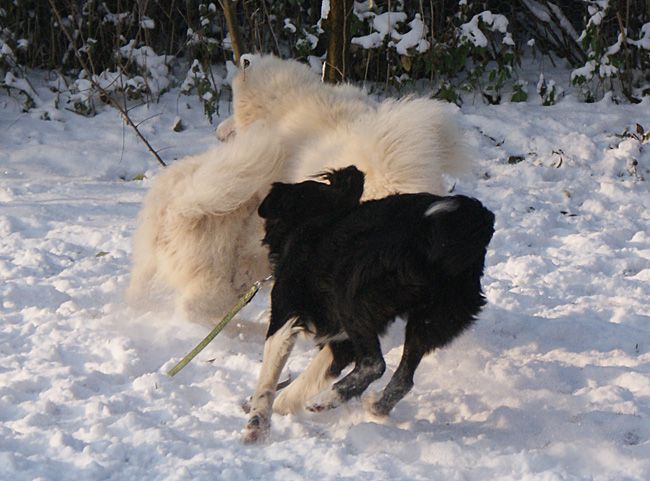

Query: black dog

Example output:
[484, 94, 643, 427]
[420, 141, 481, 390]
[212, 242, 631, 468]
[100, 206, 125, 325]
[242, 166, 494, 443]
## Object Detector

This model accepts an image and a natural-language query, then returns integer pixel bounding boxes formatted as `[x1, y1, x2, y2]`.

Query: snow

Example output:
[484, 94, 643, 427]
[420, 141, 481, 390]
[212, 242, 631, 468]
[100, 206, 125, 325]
[629, 22, 650, 50]
[394, 15, 430, 55]
[351, 11, 431, 55]
[372, 12, 408, 39]
[283, 19, 297, 34]
[587, 4, 608, 28]
[571, 59, 597, 82]
[351, 11, 431, 54]
[117, 41, 172, 96]
[351, 32, 383, 50]
[1, 73, 650, 480]
[1, 40, 15, 58]
[352, 12, 408, 50]
[140, 17, 155, 30]
[321, 0, 330, 21]
[3, 72, 40, 107]
[460, 11, 512, 48]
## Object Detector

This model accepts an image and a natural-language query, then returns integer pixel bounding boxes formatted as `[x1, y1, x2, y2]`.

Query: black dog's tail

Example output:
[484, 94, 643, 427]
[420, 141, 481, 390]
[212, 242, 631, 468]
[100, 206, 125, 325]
[422, 196, 495, 276]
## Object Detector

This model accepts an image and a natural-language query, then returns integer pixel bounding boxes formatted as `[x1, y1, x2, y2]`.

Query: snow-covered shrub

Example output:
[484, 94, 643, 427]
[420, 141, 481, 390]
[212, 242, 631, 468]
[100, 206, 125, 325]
[2, 69, 38, 111]
[349, 5, 433, 90]
[0, 36, 17, 79]
[1, 32, 37, 111]
[537, 73, 563, 106]
[511, 80, 529, 102]
[458, 9, 519, 104]
[278, 7, 321, 60]
[347, 2, 524, 103]
[186, 3, 224, 61]
[1, 0, 649, 119]
[606, 123, 649, 180]
[63, 40, 173, 116]
[117, 41, 172, 100]
[351, 11, 430, 57]
[180, 59, 223, 123]
[572, 1, 650, 102]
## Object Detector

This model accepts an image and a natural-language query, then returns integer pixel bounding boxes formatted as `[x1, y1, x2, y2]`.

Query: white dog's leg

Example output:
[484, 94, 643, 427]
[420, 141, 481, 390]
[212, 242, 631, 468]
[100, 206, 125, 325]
[178, 276, 239, 324]
[243, 319, 298, 444]
[125, 260, 156, 306]
[273, 344, 335, 415]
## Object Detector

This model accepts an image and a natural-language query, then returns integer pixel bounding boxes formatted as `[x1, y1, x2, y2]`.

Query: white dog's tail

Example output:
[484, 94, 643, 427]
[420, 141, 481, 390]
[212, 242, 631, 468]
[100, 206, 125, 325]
[171, 121, 286, 218]
[350, 98, 473, 199]
[126, 120, 284, 308]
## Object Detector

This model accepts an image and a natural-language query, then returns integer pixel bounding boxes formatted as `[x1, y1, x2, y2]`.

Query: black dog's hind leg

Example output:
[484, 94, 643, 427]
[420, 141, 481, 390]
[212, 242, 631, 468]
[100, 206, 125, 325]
[336, 334, 386, 400]
[328, 339, 356, 377]
[369, 316, 435, 417]
[272, 340, 355, 415]
[309, 334, 385, 412]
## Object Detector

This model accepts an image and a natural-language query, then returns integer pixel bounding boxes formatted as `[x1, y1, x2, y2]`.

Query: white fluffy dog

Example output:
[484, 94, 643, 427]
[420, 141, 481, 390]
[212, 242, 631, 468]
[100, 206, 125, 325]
[127, 54, 472, 322]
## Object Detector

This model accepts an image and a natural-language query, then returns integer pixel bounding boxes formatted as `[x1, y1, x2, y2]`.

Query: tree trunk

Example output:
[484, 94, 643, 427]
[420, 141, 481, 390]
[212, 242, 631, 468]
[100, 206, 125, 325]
[323, 0, 353, 83]
[220, 0, 246, 64]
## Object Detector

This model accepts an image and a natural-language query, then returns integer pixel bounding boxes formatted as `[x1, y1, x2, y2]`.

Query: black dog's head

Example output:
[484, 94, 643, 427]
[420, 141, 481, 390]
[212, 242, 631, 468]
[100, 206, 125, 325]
[259, 165, 364, 222]
[258, 166, 365, 256]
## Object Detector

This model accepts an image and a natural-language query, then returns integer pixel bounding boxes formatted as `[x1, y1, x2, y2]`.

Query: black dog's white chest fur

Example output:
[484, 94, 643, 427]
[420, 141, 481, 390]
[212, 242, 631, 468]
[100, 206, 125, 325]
[242, 165, 495, 443]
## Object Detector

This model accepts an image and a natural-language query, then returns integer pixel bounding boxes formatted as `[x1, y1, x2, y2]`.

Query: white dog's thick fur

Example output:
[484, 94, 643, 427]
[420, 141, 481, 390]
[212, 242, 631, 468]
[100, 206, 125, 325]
[127, 54, 472, 322]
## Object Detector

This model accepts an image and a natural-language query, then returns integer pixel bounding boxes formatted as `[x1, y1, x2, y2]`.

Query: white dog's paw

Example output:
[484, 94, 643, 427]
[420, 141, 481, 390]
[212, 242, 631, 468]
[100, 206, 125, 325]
[216, 117, 236, 142]
[306, 389, 342, 413]
[241, 413, 271, 444]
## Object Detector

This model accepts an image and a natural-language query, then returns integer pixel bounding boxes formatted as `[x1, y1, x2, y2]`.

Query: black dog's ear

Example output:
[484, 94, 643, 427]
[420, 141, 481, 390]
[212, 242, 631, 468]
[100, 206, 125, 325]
[258, 182, 287, 219]
[321, 166, 365, 204]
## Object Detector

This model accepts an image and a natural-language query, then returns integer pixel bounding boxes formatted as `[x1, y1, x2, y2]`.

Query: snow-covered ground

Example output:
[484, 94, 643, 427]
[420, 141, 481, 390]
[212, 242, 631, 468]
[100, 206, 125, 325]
[1, 79, 649, 481]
